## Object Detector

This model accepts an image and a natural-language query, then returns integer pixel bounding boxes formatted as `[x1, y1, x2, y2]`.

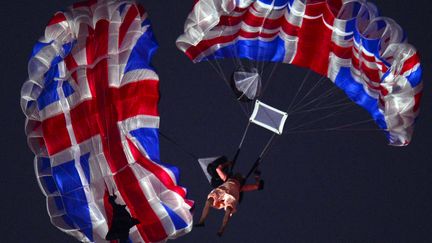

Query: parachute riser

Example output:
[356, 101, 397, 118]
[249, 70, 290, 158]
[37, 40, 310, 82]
[241, 133, 277, 187]
[230, 121, 252, 174]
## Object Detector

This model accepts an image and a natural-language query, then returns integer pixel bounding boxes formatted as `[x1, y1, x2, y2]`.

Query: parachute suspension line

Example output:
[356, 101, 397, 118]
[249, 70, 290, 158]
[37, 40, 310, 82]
[214, 58, 228, 81]
[219, 20, 244, 71]
[303, 88, 347, 113]
[230, 121, 252, 174]
[243, 134, 277, 185]
[238, 121, 251, 151]
[204, 42, 254, 117]
[260, 59, 275, 77]
[259, 134, 276, 159]
[287, 86, 355, 130]
[289, 45, 357, 113]
[225, 25, 243, 70]
[321, 95, 355, 107]
[290, 101, 353, 114]
[319, 118, 378, 130]
[283, 118, 384, 135]
[290, 85, 340, 114]
[291, 46, 355, 111]
[261, 62, 279, 96]
[159, 131, 198, 160]
[231, 44, 244, 70]
[246, 57, 253, 69]
[214, 22, 242, 70]
[258, 61, 265, 78]
[283, 128, 384, 135]
[286, 90, 379, 136]
[227, 44, 242, 72]
[207, 58, 227, 82]
[289, 103, 355, 131]
[208, 57, 250, 117]
[286, 69, 312, 112]
[285, 103, 356, 132]
[290, 75, 326, 111]
[207, 61, 224, 80]
[278, 66, 376, 136]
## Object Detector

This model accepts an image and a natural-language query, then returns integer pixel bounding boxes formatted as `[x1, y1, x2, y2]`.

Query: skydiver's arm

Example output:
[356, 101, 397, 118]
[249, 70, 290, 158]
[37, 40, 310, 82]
[216, 165, 229, 182]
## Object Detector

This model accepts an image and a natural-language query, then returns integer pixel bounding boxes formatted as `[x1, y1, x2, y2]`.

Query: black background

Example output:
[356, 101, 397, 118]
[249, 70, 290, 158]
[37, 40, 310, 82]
[1, 1, 431, 242]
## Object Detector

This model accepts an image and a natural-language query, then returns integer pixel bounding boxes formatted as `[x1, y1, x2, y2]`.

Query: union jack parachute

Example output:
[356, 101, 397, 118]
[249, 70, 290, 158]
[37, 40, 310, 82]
[177, 0, 423, 145]
[21, 0, 193, 242]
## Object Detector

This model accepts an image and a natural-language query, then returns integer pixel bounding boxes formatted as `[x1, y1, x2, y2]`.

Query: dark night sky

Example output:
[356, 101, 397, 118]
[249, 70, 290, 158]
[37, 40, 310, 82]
[1, 1, 431, 242]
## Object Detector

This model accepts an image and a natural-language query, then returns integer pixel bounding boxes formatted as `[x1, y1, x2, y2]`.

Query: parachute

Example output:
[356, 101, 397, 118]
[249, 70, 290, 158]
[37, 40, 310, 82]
[176, 0, 423, 146]
[21, 1, 193, 242]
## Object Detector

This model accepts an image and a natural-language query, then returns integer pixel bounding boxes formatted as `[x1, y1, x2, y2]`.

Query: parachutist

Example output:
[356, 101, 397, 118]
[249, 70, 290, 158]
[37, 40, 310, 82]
[105, 195, 140, 243]
[196, 172, 263, 235]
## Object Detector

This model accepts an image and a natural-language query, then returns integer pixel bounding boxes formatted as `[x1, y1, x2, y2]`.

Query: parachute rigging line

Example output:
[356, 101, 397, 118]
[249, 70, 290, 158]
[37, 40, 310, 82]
[243, 133, 277, 185]
[230, 121, 252, 174]
[159, 131, 198, 160]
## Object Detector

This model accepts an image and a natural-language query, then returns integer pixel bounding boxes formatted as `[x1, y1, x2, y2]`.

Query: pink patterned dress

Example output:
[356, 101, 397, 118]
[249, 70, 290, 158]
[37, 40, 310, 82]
[207, 178, 241, 213]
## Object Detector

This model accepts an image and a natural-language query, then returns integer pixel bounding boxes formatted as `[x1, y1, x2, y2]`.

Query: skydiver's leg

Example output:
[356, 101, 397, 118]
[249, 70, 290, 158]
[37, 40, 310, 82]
[217, 207, 232, 236]
[195, 198, 214, 227]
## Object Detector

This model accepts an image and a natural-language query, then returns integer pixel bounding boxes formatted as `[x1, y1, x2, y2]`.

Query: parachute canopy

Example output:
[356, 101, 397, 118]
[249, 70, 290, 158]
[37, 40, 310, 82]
[177, 0, 423, 146]
[21, 1, 192, 242]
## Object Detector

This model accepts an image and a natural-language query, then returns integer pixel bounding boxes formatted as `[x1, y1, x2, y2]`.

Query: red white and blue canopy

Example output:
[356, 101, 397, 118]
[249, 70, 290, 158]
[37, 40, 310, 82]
[177, 0, 423, 145]
[21, 1, 193, 242]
